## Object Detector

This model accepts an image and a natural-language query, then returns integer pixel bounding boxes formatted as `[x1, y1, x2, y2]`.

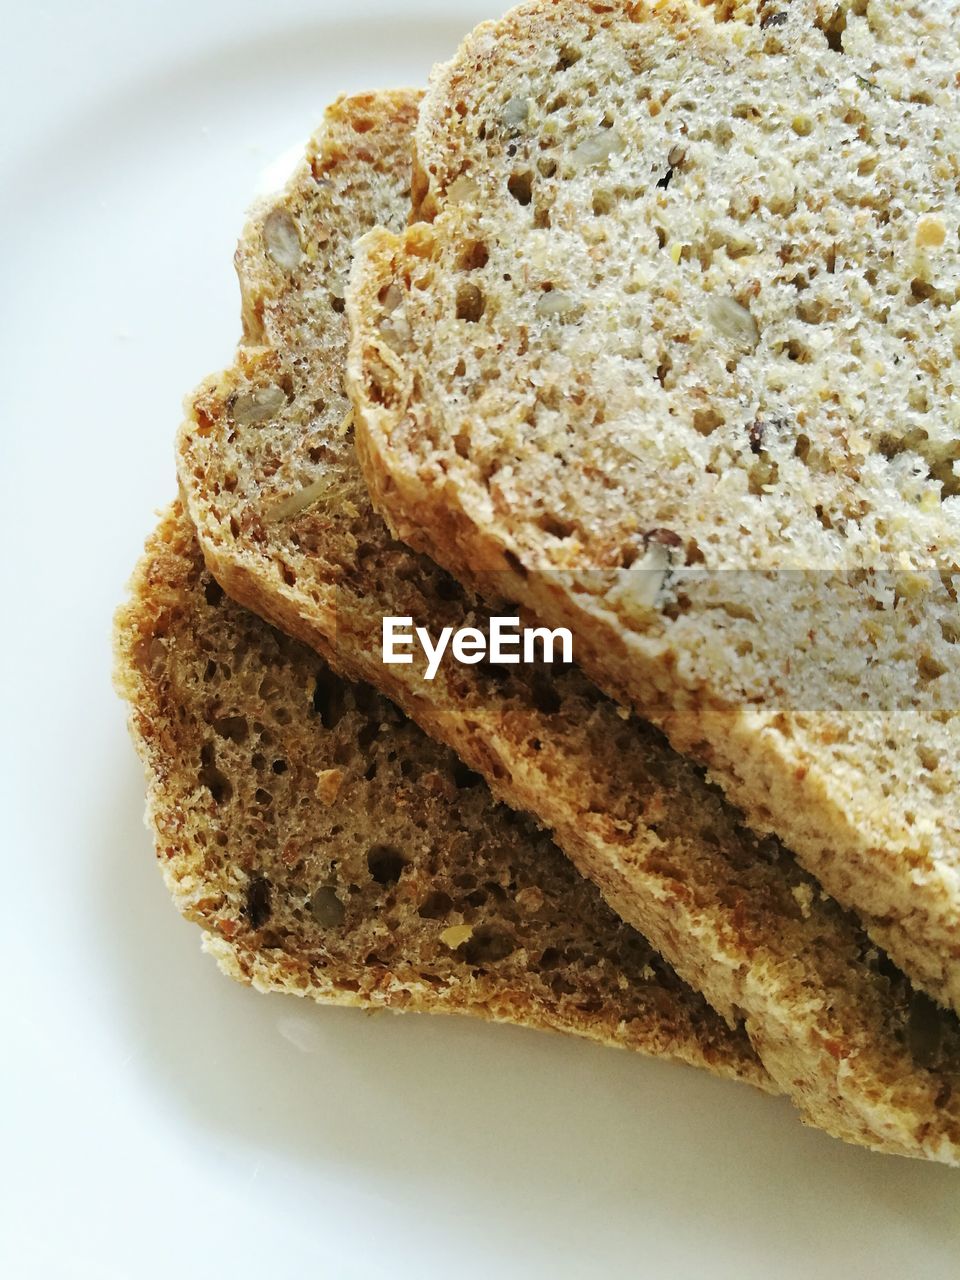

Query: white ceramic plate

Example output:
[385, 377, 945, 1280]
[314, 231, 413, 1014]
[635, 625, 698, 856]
[2, 2, 958, 1275]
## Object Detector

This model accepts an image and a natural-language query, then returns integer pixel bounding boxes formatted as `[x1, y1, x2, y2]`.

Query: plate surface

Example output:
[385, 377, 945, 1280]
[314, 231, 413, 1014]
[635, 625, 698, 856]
[2, 2, 958, 1276]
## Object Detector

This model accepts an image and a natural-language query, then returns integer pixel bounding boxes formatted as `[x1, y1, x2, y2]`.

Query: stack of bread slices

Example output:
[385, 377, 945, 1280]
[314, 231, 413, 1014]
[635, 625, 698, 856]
[116, 0, 960, 1162]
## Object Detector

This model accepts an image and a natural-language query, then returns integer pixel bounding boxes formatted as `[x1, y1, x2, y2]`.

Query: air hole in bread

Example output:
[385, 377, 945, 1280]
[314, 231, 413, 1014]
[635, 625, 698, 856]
[310, 886, 345, 928]
[918, 652, 948, 683]
[531, 679, 562, 716]
[507, 170, 534, 205]
[456, 282, 486, 322]
[204, 578, 225, 607]
[453, 761, 483, 789]
[418, 891, 455, 919]
[312, 668, 347, 728]
[458, 240, 489, 271]
[539, 513, 576, 540]
[785, 338, 813, 363]
[686, 538, 706, 567]
[556, 44, 582, 70]
[797, 296, 829, 325]
[433, 570, 464, 602]
[592, 188, 614, 216]
[909, 278, 939, 305]
[214, 715, 249, 744]
[693, 407, 725, 437]
[245, 877, 272, 929]
[552, 973, 581, 996]
[199, 743, 233, 805]
[367, 844, 407, 885]
[454, 429, 471, 459]
[464, 927, 516, 965]
[814, 3, 847, 52]
[479, 658, 512, 685]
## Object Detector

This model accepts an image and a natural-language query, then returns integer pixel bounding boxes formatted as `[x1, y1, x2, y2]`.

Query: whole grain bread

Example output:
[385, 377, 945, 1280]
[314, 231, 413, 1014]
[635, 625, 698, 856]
[177, 89, 960, 1159]
[347, 0, 960, 1012]
[115, 504, 769, 1088]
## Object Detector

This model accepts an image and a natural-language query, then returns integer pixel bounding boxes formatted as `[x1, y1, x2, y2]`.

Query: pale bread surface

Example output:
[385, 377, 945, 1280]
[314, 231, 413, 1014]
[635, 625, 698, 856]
[347, 0, 960, 1010]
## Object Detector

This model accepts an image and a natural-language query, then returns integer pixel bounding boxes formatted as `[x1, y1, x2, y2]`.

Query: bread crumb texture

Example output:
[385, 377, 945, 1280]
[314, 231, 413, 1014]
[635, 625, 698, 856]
[179, 89, 960, 1159]
[347, 2, 960, 1011]
[114, 504, 769, 1087]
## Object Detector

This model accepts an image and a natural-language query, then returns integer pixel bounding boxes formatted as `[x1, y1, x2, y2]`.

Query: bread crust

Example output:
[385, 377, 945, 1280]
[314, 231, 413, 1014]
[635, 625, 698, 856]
[179, 90, 960, 1159]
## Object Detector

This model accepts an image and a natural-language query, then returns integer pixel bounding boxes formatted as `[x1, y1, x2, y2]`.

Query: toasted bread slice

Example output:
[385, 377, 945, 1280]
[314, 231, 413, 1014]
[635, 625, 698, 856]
[114, 504, 768, 1088]
[347, 1, 960, 1011]
[177, 89, 960, 1160]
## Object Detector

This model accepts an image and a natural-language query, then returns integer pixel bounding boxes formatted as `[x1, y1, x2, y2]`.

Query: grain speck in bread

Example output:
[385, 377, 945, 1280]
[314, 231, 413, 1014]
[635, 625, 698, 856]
[347, 0, 960, 1009]
[114, 504, 769, 1088]
[178, 89, 960, 1160]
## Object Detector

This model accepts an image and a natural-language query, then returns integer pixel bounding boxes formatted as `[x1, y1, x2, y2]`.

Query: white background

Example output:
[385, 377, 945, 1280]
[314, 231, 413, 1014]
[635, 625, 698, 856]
[2, 2, 958, 1275]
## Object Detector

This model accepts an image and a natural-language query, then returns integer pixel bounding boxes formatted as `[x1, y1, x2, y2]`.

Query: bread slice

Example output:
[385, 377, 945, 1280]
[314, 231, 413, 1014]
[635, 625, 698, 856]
[115, 503, 769, 1089]
[177, 89, 960, 1160]
[347, 0, 960, 1012]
